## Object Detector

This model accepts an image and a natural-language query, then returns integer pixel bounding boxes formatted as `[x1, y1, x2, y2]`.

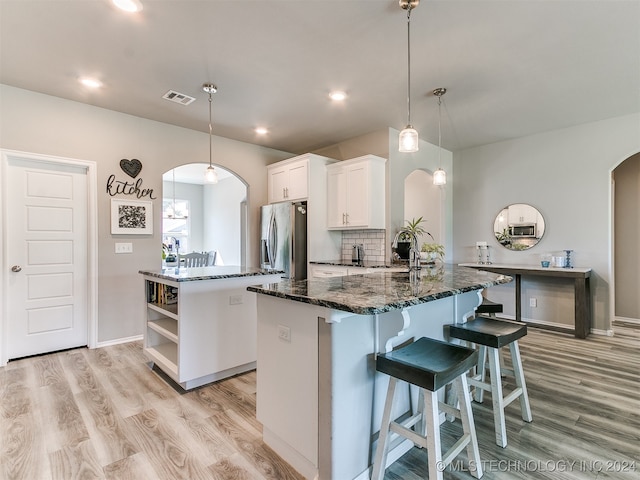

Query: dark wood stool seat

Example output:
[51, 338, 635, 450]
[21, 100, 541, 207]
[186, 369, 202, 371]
[445, 316, 532, 448]
[371, 337, 483, 480]
[447, 316, 526, 349]
[376, 337, 479, 392]
[476, 298, 503, 316]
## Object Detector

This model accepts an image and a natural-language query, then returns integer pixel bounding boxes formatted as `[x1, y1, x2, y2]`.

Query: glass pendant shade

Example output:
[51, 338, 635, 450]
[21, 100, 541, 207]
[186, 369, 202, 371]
[205, 165, 218, 184]
[399, 126, 419, 153]
[433, 167, 446, 185]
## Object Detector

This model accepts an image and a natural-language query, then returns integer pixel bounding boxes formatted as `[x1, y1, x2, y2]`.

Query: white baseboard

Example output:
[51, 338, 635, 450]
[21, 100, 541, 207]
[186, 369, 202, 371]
[498, 315, 614, 336]
[615, 316, 640, 325]
[95, 334, 143, 348]
[590, 328, 614, 336]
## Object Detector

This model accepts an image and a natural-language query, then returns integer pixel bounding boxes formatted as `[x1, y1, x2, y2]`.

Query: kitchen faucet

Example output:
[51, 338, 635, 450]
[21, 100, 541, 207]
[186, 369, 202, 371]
[392, 230, 421, 271]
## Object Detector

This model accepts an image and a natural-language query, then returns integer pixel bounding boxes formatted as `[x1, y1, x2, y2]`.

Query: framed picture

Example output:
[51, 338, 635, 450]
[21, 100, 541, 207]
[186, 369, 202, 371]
[111, 198, 153, 235]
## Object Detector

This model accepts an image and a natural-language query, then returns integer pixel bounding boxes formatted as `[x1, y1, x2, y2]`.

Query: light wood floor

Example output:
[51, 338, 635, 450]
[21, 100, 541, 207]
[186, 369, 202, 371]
[1, 322, 638, 480]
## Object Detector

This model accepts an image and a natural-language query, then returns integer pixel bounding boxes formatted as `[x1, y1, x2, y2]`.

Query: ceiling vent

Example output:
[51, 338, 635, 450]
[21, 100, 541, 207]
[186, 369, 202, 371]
[162, 90, 196, 106]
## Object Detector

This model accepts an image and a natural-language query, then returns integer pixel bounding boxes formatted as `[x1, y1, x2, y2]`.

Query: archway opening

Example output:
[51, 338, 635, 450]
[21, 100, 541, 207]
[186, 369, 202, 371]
[162, 163, 248, 267]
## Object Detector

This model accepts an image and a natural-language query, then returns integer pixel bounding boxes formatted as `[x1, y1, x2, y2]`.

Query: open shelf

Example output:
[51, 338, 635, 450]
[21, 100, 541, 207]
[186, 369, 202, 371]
[147, 302, 178, 319]
[145, 343, 178, 378]
[148, 317, 178, 343]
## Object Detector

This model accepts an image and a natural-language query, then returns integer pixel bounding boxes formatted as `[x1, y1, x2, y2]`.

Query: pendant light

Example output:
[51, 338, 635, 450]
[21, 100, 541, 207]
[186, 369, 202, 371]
[398, 0, 419, 153]
[203, 83, 219, 184]
[433, 87, 447, 186]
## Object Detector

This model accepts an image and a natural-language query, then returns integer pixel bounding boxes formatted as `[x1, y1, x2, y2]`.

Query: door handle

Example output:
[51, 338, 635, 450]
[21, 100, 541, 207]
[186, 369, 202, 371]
[11, 265, 22, 272]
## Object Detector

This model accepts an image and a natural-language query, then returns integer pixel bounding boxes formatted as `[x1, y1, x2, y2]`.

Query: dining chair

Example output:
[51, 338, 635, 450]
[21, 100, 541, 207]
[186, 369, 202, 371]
[179, 252, 208, 268]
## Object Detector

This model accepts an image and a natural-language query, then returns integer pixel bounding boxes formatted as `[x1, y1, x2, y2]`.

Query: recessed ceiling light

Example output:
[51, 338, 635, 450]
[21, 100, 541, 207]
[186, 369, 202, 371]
[79, 77, 102, 89]
[329, 91, 347, 101]
[255, 127, 269, 135]
[112, 0, 143, 13]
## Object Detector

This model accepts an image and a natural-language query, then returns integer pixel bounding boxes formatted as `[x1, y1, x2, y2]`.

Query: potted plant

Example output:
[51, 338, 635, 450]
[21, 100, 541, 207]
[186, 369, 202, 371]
[394, 217, 432, 260]
[495, 228, 511, 246]
[420, 242, 445, 263]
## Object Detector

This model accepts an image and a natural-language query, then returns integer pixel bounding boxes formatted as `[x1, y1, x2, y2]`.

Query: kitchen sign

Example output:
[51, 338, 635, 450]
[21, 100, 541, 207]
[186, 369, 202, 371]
[106, 158, 157, 199]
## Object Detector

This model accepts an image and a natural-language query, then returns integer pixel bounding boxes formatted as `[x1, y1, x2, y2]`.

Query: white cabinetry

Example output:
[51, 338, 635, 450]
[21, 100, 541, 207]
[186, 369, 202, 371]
[268, 156, 309, 203]
[268, 153, 334, 204]
[143, 272, 281, 390]
[508, 204, 537, 224]
[326, 155, 386, 230]
[309, 264, 407, 278]
[267, 153, 343, 263]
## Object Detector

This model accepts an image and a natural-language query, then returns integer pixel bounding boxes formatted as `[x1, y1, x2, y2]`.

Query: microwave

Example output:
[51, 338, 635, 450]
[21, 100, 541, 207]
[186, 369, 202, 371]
[509, 224, 536, 237]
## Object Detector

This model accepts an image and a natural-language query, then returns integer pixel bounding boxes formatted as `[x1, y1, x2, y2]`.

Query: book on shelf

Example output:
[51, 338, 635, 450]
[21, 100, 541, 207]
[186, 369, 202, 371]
[147, 281, 178, 305]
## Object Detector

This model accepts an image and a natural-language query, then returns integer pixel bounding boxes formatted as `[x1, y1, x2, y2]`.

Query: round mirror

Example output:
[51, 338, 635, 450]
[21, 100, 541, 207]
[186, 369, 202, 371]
[493, 203, 545, 250]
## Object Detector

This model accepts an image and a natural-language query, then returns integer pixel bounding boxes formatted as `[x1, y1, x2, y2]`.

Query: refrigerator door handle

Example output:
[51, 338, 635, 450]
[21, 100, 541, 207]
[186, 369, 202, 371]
[268, 211, 277, 269]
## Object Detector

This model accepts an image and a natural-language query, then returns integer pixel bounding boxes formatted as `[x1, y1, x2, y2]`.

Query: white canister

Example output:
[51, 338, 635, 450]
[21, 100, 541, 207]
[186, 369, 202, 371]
[552, 256, 565, 267]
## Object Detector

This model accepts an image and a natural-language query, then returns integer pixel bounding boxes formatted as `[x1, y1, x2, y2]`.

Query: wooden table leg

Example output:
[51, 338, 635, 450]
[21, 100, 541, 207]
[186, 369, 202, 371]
[574, 277, 591, 338]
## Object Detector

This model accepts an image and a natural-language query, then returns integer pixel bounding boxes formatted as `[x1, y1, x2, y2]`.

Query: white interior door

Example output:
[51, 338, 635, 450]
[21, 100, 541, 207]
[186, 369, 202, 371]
[6, 157, 89, 359]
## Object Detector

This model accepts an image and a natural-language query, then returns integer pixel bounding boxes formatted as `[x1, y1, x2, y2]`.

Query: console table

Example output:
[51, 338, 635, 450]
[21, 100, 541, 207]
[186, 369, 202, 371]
[459, 263, 592, 339]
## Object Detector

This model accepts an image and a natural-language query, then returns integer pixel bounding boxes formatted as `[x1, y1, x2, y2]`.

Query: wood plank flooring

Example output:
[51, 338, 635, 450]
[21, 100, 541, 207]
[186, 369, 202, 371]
[0, 322, 638, 479]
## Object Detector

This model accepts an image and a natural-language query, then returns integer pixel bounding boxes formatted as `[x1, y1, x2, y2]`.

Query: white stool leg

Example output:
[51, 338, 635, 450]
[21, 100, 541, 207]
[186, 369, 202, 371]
[509, 341, 533, 422]
[473, 345, 487, 403]
[455, 375, 483, 479]
[371, 377, 397, 480]
[423, 388, 444, 480]
[488, 346, 508, 447]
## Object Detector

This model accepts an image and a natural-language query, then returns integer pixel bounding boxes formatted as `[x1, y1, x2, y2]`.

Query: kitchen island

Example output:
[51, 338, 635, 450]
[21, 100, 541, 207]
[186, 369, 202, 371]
[247, 265, 511, 480]
[139, 266, 282, 390]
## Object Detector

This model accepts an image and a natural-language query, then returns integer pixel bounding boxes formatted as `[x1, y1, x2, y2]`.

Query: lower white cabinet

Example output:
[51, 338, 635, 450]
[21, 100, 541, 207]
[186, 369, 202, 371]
[309, 264, 408, 278]
[143, 273, 281, 390]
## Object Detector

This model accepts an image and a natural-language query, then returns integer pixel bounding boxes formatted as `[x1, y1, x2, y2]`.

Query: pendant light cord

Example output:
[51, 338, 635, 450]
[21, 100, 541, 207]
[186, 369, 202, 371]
[406, 6, 412, 126]
[438, 95, 442, 166]
[208, 92, 213, 168]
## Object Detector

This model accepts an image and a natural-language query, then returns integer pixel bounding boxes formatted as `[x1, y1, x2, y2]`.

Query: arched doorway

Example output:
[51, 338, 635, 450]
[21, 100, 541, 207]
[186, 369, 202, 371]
[403, 169, 444, 245]
[162, 163, 248, 267]
[613, 152, 640, 324]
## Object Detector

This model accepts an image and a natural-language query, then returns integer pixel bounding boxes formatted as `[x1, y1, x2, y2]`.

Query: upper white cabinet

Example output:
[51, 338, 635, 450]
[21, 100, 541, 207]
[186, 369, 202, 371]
[326, 155, 386, 230]
[508, 204, 538, 224]
[268, 154, 318, 203]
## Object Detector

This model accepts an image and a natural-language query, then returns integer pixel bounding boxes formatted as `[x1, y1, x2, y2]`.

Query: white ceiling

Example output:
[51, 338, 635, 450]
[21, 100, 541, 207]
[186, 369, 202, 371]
[1, 0, 638, 155]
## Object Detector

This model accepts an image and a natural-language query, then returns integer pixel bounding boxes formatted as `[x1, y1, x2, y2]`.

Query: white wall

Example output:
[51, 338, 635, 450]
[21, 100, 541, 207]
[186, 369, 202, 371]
[204, 176, 246, 265]
[162, 180, 204, 252]
[0, 85, 292, 343]
[453, 113, 640, 332]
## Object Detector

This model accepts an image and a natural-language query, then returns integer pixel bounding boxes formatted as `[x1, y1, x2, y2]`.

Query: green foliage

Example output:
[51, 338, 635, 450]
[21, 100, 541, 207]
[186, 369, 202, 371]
[398, 217, 434, 242]
[420, 242, 445, 261]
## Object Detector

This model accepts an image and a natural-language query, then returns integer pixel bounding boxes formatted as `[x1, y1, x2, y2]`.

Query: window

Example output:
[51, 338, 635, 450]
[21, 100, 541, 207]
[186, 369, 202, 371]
[162, 198, 190, 253]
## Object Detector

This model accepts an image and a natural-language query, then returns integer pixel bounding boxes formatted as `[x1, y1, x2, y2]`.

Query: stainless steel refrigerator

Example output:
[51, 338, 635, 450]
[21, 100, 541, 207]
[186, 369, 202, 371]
[260, 201, 307, 279]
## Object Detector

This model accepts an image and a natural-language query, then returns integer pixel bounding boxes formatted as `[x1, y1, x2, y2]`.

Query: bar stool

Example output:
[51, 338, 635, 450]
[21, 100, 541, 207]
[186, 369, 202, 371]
[477, 298, 503, 317]
[371, 337, 483, 480]
[446, 316, 532, 448]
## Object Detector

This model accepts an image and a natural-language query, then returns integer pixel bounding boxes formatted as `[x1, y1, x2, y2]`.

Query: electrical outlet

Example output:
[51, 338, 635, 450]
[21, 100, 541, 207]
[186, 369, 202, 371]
[278, 324, 291, 342]
[229, 295, 243, 305]
[115, 242, 133, 254]
[530, 298, 537, 307]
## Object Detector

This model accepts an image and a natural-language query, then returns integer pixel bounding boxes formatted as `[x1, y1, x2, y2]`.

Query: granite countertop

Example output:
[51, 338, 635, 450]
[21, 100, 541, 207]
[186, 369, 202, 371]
[139, 266, 284, 282]
[247, 264, 512, 315]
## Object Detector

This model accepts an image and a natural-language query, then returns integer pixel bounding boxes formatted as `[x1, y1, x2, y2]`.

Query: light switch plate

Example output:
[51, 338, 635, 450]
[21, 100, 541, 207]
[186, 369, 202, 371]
[115, 242, 133, 254]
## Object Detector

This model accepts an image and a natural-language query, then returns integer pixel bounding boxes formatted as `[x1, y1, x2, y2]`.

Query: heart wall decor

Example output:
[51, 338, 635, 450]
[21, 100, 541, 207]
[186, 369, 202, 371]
[120, 158, 142, 178]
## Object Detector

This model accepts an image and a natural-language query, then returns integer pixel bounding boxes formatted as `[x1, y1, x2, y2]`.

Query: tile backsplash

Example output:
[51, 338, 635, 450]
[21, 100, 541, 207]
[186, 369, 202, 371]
[341, 230, 386, 262]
